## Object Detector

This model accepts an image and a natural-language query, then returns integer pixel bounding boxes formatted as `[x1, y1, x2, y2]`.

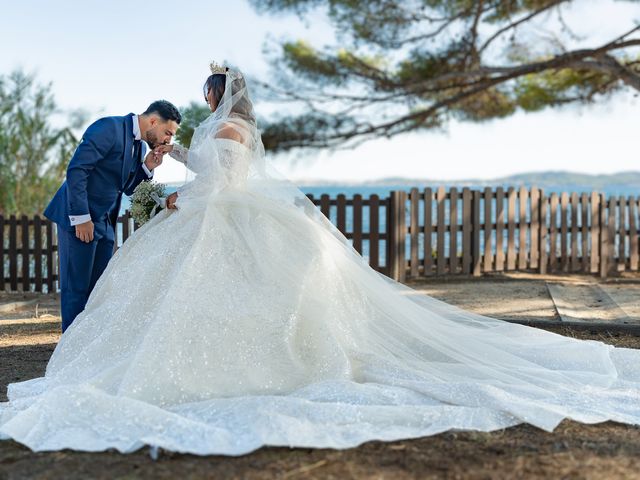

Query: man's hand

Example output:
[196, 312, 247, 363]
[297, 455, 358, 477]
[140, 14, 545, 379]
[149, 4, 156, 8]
[144, 150, 164, 171]
[166, 192, 179, 210]
[75, 220, 95, 243]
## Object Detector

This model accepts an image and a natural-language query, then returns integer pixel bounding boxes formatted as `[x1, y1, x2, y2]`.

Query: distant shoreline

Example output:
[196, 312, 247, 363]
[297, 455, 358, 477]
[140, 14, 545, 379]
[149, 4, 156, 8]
[289, 170, 640, 188]
[157, 170, 640, 192]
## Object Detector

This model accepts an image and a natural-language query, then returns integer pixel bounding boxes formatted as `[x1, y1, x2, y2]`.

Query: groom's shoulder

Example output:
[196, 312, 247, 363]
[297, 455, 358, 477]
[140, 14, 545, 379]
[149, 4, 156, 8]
[91, 114, 128, 127]
[84, 115, 127, 136]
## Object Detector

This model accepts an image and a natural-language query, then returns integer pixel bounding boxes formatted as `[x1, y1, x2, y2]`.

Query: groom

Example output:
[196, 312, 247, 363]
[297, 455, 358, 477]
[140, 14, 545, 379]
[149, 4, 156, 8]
[45, 101, 182, 332]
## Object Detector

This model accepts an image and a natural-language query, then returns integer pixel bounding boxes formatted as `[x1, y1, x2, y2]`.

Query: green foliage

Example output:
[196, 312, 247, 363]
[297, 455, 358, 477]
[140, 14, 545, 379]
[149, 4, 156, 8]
[249, 0, 640, 150]
[514, 68, 615, 111]
[0, 70, 77, 215]
[174, 102, 212, 148]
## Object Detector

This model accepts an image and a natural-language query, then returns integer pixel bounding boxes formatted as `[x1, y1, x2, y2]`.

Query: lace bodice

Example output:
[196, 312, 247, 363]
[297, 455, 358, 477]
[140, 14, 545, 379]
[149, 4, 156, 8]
[172, 138, 252, 205]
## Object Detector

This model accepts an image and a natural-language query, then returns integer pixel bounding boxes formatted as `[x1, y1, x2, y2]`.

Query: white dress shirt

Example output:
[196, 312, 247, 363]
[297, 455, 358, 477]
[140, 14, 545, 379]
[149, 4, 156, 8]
[69, 115, 153, 226]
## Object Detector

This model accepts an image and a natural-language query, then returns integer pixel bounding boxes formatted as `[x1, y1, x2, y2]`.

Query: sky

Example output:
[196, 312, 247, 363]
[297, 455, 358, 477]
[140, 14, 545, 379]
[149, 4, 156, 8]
[1, 0, 639, 184]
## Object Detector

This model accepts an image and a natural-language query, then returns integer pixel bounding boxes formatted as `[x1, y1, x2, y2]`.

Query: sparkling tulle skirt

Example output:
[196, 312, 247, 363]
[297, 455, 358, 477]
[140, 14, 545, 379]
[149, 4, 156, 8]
[1, 189, 639, 455]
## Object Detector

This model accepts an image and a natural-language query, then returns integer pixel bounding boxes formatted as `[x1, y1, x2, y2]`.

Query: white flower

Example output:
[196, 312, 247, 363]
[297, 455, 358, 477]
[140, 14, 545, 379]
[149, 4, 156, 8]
[130, 181, 167, 226]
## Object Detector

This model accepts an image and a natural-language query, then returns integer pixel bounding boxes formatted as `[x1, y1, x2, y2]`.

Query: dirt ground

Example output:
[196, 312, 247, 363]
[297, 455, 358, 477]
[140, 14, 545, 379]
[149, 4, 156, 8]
[1, 275, 639, 480]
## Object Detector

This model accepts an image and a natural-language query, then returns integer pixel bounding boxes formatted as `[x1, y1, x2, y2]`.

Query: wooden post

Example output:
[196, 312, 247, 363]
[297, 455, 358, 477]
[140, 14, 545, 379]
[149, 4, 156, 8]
[388, 191, 407, 282]
[560, 193, 569, 273]
[461, 187, 471, 274]
[388, 192, 398, 280]
[398, 191, 407, 282]
[369, 195, 380, 271]
[580, 193, 589, 273]
[320, 194, 330, 220]
[352, 194, 363, 254]
[599, 193, 608, 278]
[507, 187, 516, 270]
[472, 190, 481, 276]
[518, 187, 528, 270]
[483, 187, 493, 273]
[495, 187, 505, 272]
[122, 211, 130, 243]
[618, 196, 627, 272]
[0, 214, 4, 291]
[34, 216, 43, 292]
[337, 194, 346, 234]
[409, 188, 419, 278]
[549, 193, 558, 273]
[436, 186, 446, 275]
[21, 215, 30, 292]
[590, 192, 600, 274]
[423, 188, 433, 276]
[9, 215, 17, 291]
[530, 187, 540, 270]
[539, 190, 548, 274]
[570, 192, 579, 272]
[449, 187, 459, 274]
[608, 196, 616, 274]
[630, 196, 638, 271]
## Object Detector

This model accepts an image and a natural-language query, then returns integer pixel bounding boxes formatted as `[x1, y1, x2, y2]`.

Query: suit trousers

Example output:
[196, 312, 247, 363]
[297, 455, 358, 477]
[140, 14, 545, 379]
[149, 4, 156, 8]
[57, 215, 115, 332]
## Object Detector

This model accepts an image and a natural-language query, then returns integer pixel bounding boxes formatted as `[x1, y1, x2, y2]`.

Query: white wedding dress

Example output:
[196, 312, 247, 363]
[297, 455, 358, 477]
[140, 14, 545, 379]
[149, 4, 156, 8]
[1, 70, 639, 456]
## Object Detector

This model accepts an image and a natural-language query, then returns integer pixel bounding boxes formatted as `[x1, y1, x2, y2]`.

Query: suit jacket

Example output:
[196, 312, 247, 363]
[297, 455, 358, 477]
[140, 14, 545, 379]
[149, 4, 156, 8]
[44, 113, 149, 230]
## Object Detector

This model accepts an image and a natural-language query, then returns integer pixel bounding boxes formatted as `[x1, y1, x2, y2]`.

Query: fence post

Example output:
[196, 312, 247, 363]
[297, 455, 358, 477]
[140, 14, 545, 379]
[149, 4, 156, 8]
[472, 190, 481, 276]
[436, 186, 446, 276]
[539, 189, 548, 274]
[607, 196, 617, 275]
[34, 215, 43, 292]
[0, 214, 4, 291]
[630, 196, 638, 271]
[387, 191, 407, 282]
[599, 193, 608, 278]
[424, 188, 434, 276]
[388, 191, 399, 281]
[409, 188, 419, 278]
[21, 215, 30, 292]
[618, 196, 627, 273]
[483, 187, 493, 273]
[398, 191, 407, 282]
[461, 188, 471, 274]
[530, 187, 540, 270]
[369, 194, 380, 271]
[9, 215, 18, 291]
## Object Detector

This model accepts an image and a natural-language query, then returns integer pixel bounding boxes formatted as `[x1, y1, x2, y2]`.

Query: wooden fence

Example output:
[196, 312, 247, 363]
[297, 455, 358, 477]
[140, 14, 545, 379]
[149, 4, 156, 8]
[383, 187, 639, 282]
[0, 215, 57, 293]
[2, 187, 639, 291]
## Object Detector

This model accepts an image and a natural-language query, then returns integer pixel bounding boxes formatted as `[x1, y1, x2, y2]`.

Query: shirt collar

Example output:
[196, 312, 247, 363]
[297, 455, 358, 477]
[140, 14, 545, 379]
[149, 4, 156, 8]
[132, 114, 142, 141]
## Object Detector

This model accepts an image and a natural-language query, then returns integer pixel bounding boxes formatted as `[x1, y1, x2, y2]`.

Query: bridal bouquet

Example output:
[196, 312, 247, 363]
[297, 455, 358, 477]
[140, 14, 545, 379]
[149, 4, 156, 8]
[130, 180, 167, 226]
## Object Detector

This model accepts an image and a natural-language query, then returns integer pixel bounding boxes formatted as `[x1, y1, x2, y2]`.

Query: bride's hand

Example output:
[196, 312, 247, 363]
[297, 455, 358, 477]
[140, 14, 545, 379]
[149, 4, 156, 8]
[166, 192, 179, 210]
[154, 144, 173, 155]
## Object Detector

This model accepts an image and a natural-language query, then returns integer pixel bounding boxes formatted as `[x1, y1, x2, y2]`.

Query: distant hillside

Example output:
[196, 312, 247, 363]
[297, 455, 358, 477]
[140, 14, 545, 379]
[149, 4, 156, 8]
[297, 171, 640, 188]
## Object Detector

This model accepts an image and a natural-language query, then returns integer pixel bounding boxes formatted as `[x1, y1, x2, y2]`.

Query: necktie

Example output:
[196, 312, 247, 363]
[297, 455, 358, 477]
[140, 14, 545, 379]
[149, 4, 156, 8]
[133, 139, 142, 162]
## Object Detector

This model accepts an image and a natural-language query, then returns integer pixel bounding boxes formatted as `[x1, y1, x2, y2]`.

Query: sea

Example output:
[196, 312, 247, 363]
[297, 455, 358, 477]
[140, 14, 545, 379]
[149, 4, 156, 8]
[120, 183, 640, 214]
[119, 182, 640, 261]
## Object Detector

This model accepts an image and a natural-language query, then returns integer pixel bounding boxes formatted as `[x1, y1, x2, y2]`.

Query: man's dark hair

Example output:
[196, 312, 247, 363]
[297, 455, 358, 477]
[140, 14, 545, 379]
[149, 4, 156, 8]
[143, 100, 182, 124]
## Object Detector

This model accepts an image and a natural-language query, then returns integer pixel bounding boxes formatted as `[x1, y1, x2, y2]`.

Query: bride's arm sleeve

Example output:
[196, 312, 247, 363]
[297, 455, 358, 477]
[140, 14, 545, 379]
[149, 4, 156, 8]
[169, 143, 189, 165]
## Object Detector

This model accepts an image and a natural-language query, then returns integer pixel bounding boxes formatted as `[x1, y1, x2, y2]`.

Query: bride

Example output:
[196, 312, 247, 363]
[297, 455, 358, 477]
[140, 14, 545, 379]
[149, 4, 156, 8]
[1, 63, 638, 456]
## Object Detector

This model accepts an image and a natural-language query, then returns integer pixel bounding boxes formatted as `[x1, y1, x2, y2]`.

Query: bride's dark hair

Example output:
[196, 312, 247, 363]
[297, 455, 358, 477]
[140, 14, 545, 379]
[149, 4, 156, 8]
[203, 73, 226, 106]
[203, 72, 256, 127]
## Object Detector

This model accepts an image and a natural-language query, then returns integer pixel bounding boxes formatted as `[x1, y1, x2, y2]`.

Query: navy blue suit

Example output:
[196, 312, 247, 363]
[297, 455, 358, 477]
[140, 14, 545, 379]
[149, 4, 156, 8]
[44, 113, 149, 332]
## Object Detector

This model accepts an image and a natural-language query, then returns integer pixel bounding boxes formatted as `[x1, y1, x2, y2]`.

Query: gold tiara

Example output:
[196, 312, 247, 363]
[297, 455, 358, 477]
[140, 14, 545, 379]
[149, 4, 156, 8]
[209, 61, 228, 75]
